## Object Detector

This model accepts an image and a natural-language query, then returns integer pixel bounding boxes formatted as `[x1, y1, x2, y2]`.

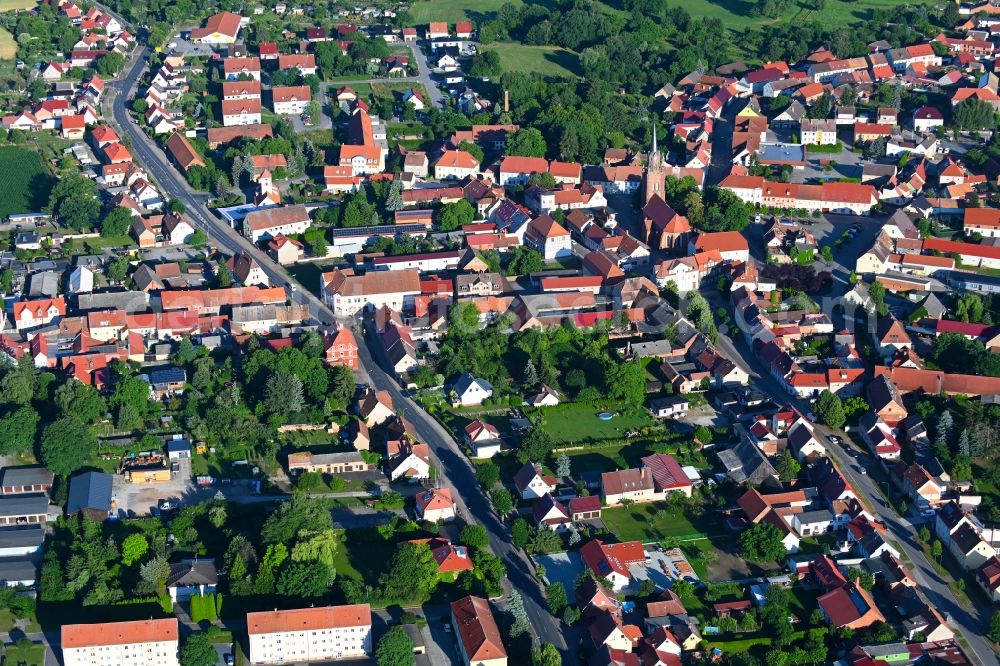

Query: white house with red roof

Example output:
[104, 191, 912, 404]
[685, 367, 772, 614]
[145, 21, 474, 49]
[13, 297, 66, 331]
[415, 487, 456, 522]
[464, 419, 502, 458]
[524, 215, 572, 260]
[690, 231, 750, 263]
[579, 539, 647, 592]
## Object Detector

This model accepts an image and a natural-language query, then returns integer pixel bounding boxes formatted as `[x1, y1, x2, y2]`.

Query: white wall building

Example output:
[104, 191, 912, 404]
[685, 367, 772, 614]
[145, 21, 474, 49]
[248, 605, 372, 664]
[62, 619, 179, 666]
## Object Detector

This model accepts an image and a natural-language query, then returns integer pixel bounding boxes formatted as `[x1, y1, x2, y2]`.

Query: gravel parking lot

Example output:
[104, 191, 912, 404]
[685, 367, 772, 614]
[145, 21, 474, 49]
[114, 458, 193, 518]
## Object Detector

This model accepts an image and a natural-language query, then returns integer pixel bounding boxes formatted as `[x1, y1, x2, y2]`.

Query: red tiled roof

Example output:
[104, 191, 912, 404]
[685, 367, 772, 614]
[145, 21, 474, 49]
[63, 619, 177, 648]
[248, 605, 371, 634]
[451, 596, 507, 662]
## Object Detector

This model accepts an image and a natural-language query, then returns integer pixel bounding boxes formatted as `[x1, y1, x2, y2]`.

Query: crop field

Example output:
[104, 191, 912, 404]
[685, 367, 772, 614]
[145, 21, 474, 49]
[408, 0, 912, 27]
[0, 0, 36, 11]
[0, 27, 15, 60]
[677, 0, 929, 28]
[0, 148, 53, 219]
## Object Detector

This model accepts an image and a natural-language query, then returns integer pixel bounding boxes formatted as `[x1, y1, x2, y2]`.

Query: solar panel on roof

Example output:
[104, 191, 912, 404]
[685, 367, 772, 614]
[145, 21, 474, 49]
[329, 224, 425, 238]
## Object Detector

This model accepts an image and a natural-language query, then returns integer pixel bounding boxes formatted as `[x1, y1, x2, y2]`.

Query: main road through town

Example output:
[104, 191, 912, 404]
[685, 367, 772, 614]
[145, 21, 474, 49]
[106, 44, 572, 658]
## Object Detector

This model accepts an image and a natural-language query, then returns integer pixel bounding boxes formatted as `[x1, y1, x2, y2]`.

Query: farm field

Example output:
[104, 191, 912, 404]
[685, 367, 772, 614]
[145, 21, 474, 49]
[679, 0, 930, 28]
[0, 27, 15, 60]
[408, 0, 528, 23]
[408, 0, 912, 27]
[0, 0, 36, 11]
[482, 43, 580, 79]
[0, 148, 53, 219]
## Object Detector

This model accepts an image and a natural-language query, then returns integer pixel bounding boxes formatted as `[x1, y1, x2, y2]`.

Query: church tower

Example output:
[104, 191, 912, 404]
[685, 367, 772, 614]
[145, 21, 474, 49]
[643, 125, 665, 205]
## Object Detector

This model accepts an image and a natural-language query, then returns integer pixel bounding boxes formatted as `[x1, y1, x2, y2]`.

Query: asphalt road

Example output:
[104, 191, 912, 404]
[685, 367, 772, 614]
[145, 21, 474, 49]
[106, 46, 334, 325]
[107, 44, 570, 658]
[815, 429, 998, 666]
[356, 325, 577, 658]
[411, 42, 445, 108]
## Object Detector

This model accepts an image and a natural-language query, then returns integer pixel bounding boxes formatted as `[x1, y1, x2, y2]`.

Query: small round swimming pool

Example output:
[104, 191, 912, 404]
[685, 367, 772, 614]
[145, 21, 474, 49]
[598, 412, 613, 421]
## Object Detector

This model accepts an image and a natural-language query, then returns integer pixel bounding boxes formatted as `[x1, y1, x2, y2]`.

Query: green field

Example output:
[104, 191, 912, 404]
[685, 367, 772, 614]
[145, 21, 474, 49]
[0, 148, 53, 219]
[409, 0, 525, 23]
[0, 0, 36, 11]
[483, 43, 580, 79]
[528, 401, 658, 445]
[667, 0, 930, 28]
[2, 641, 45, 666]
[408, 0, 908, 27]
[0, 27, 15, 60]
[602, 502, 726, 542]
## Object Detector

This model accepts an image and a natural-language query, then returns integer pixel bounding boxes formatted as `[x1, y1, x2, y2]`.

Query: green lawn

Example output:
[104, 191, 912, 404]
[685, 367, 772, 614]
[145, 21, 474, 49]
[3, 641, 45, 666]
[408, 0, 529, 23]
[482, 43, 580, 79]
[372, 82, 427, 103]
[561, 444, 645, 475]
[0, 148, 53, 219]
[677, 0, 929, 28]
[602, 502, 726, 542]
[705, 631, 806, 655]
[527, 401, 659, 445]
[0, 0, 36, 11]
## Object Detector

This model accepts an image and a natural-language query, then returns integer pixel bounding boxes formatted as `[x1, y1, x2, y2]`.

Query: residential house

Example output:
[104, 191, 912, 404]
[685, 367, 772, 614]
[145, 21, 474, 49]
[451, 596, 507, 666]
[190, 11, 242, 44]
[513, 462, 558, 500]
[321, 268, 421, 317]
[166, 560, 218, 601]
[434, 150, 480, 180]
[451, 373, 493, 407]
[579, 539, 646, 592]
[524, 215, 572, 260]
[271, 85, 311, 115]
[415, 487, 456, 522]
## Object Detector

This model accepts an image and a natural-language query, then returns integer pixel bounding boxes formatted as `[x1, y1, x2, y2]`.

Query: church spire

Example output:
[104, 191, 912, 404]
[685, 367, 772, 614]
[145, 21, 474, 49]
[652, 123, 658, 156]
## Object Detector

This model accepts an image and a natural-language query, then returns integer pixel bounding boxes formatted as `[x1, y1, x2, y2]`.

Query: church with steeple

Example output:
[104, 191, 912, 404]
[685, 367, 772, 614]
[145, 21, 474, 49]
[641, 126, 691, 254]
[642, 125, 665, 206]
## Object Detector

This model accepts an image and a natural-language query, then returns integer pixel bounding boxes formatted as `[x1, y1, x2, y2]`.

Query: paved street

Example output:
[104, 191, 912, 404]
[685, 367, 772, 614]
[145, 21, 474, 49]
[356, 326, 579, 658]
[106, 43, 568, 659]
[410, 42, 445, 107]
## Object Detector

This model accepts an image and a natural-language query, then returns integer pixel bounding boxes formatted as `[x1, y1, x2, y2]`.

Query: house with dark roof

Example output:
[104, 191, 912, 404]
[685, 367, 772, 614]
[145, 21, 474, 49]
[718, 440, 778, 485]
[0, 525, 44, 558]
[532, 493, 571, 530]
[166, 559, 218, 601]
[147, 366, 186, 398]
[513, 462, 558, 500]
[0, 467, 53, 495]
[66, 471, 113, 521]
